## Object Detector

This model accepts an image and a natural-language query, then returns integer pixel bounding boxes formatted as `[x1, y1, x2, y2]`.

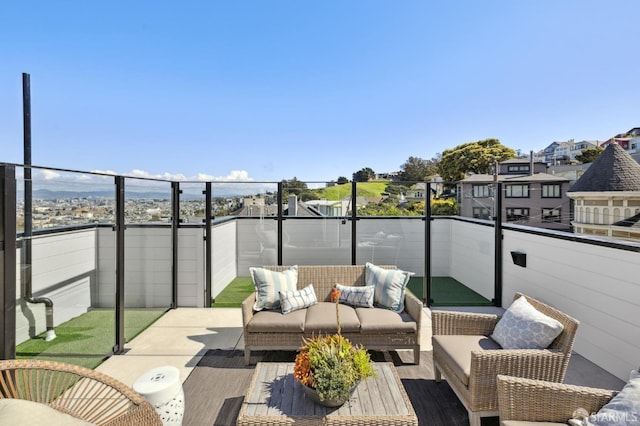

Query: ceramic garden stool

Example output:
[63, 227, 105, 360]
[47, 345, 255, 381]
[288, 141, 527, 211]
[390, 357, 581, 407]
[133, 365, 184, 426]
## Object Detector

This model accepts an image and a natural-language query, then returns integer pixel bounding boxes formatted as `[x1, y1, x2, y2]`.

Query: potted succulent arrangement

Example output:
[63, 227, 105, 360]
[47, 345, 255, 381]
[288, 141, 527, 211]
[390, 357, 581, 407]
[293, 288, 375, 407]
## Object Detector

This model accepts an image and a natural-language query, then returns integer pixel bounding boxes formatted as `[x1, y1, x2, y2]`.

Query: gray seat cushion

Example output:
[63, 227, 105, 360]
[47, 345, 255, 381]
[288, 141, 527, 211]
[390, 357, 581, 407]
[305, 302, 361, 333]
[432, 334, 502, 386]
[356, 307, 417, 333]
[247, 309, 306, 332]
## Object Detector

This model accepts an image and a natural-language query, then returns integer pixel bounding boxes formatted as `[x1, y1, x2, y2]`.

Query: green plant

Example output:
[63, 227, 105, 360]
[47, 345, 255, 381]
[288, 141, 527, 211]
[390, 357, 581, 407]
[293, 289, 375, 402]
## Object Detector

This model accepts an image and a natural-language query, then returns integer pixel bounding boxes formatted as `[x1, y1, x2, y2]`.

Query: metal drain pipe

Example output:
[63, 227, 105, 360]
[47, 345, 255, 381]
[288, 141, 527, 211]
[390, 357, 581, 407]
[22, 73, 56, 342]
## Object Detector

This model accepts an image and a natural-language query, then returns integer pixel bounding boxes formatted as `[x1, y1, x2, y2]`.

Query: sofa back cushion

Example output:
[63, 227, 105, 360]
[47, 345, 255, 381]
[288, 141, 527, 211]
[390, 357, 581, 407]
[259, 265, 396, 301]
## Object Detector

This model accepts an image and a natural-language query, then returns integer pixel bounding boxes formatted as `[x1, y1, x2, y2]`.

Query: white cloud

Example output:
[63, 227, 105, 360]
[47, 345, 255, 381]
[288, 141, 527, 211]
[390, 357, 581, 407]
[90, 169, 117, 176]
[196, 170, 253, 182]
[40, 170, 61, 180]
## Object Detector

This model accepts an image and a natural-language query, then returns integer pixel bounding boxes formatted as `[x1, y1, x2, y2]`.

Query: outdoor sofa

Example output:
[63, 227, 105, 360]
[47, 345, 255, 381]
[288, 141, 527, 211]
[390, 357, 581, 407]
[241, 264, 422, 365]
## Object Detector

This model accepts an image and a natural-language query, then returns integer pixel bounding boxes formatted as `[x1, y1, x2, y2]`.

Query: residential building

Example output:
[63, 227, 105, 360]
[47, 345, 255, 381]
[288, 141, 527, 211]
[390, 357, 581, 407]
[459, 158, 571, 231]
[568, 143, 640, 242]
[600, 127, 640, 154]
[540, 140, 600, 165]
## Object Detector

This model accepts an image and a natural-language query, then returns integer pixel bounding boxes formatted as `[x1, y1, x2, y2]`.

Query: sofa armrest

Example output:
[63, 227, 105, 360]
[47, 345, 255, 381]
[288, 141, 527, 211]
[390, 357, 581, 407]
[497, 375, 615, 422]
[403, 291, 423, 332]
[467, 349, 570, 411]
[241, 293, 257, 329]
[432, 310, 500, 336]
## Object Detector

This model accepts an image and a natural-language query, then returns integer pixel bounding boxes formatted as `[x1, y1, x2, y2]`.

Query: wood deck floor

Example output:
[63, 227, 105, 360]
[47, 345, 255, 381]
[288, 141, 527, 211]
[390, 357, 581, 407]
[182, 349, 500, 426]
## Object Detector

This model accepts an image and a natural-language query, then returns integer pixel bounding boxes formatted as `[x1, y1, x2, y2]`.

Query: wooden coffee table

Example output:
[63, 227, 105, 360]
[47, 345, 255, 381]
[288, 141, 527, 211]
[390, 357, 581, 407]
[237, 362, 418, 425]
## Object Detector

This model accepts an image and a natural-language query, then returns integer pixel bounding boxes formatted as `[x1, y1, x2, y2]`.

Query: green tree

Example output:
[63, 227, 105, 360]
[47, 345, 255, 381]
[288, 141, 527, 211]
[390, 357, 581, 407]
[575, 146, 604, 164]
[282, 177, 308, 193]
[336, 176, 349, 184]
[353, 167, 376, 182]
[281, 177, 314, 201]
[399, 156, 439, 182]
[438, 138, 516, 182]
[431, 199, 458, 215]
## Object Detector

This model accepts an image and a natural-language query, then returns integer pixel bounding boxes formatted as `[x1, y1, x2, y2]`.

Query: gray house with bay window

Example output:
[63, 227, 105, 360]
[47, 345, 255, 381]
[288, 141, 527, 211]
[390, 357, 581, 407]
[459, 158, 572, 231]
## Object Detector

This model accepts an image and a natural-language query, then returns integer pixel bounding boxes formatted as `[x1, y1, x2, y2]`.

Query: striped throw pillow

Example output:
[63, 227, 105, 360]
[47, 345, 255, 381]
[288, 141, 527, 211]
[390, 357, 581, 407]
[336, 283, 374, 308]
[279, 284, 318, 314]
[250, 265, 298, 311]
[365, 262, 414, 313]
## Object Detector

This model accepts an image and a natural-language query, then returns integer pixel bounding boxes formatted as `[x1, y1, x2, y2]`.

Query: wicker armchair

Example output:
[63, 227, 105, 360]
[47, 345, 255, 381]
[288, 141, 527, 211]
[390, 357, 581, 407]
[0, 359, 162, 426]
[497, 375, 616, 424]
[432, 293, 580, 426]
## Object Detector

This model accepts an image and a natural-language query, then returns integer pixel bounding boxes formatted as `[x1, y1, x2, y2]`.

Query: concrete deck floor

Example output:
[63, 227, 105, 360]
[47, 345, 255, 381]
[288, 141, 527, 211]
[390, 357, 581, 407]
[96, 306, 625, 392]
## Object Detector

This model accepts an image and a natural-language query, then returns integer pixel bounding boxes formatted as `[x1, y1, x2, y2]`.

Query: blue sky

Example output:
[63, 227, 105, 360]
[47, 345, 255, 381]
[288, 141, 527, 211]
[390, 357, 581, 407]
[2, 1, 639, 183]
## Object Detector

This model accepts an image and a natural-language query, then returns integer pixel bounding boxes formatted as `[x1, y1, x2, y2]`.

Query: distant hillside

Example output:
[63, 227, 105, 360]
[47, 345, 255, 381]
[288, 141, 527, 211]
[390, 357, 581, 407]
[310, 180, 390, 200]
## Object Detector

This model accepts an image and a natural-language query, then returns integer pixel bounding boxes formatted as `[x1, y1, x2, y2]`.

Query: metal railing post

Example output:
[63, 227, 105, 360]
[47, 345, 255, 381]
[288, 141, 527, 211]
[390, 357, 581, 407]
[113, 176, 126, 354]
[172, 182, 180, 309]
[277, 182, 283, 265]
[351, 181, 357, 265]
[204, 182, 212, 306]
[424, 182, 432, 306]
[494, 182, 503, 307]
[1, 165, 17, 360]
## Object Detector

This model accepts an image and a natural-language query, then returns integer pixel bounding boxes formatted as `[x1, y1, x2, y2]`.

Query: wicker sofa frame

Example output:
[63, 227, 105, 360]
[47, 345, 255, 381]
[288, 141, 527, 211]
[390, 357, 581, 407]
[497, 375, 616, 424]
[241, 264, 423, 365]
[432, 292, 580, 426]
[0, 359, 162, 425]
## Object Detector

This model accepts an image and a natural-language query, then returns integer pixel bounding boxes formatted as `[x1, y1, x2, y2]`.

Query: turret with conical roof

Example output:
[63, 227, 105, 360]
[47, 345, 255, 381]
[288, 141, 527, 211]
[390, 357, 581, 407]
[568, 143, 640, 193]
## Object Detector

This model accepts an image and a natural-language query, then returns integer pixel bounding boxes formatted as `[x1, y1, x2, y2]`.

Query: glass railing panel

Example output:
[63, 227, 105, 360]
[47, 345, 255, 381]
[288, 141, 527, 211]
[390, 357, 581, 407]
[229, 182, 279, 275]
[282, 180, 352, 265]
[180, 182, 205, 224]
[15, 167, 116, 368]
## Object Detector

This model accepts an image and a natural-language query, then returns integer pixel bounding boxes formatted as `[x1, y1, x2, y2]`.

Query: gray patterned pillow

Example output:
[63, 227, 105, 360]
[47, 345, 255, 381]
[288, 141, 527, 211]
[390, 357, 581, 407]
[491, 296, 564, 349]
[279, 284, 317, 314]
[584, 369, 640, 425]
[336, 283, 374, 308]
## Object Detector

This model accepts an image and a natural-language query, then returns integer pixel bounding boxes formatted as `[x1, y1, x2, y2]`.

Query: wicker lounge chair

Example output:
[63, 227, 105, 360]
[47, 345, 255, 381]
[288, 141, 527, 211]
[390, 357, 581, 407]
[497, 375, 616, 425]
[0, 359, 162, 425]
[432, 293, 580, 426]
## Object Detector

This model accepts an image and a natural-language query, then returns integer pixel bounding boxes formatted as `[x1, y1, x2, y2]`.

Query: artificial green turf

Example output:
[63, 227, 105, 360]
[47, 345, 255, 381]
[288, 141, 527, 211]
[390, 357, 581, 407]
[212, 277, 254, 307]
[217, 275, 492, 308]
[16, 309, 166, 369]
[406, 276, 493, 306]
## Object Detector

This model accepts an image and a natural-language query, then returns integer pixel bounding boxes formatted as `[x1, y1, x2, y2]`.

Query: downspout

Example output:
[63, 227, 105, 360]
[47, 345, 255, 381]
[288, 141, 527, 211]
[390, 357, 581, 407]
[22, 72, 56, 342]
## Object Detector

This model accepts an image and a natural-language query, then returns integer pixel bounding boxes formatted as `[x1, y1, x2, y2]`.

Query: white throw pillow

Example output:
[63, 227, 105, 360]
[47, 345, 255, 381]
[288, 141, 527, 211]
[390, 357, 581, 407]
[365, 262, 414, 313]
[0, 399, 94, 426]
[279, 284, 317, 314]
[491, 296, 564, 349]
[583, 369, 640, 425]
[250, 265, 298, 311]
[336, 283, 374, 308]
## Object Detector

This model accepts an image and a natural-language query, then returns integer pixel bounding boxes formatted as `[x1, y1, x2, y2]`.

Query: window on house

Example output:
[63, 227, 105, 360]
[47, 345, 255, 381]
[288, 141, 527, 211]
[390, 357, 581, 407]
[506, 208, 530, 222]
[505, 184, 529, 198]
[542, 184, 561, 198]
[507, 165, 530, 173]
[472, 184, 490, 198]
[472, 207, 491, 220]
[542, 208, 561, 223]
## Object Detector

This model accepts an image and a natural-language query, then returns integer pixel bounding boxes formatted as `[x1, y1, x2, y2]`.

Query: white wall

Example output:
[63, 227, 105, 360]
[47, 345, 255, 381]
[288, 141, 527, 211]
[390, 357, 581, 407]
[211, 220, 236, 301]
[502, 226, 640, 380]
[178, 227, 204, 307]
[15, 228, 96, 344]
